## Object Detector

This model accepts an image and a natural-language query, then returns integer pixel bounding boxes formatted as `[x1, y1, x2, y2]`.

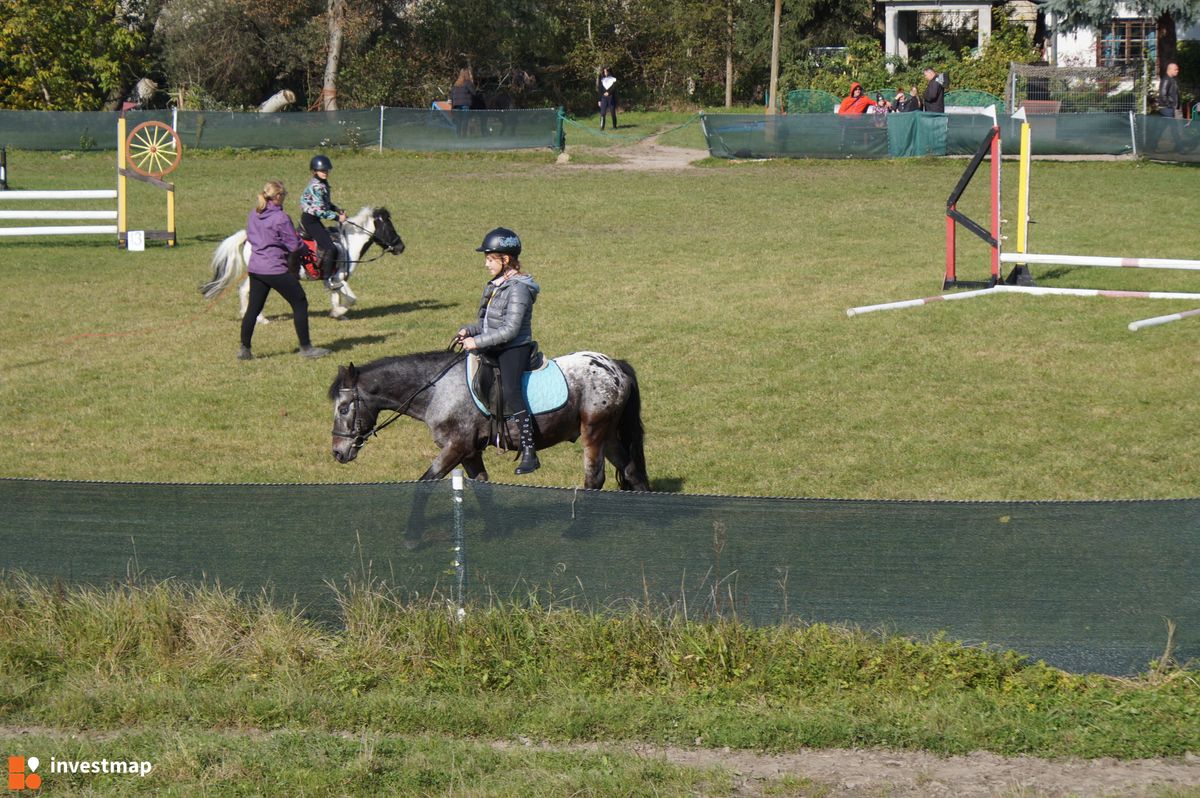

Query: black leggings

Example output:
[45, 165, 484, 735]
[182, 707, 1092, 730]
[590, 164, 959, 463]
[300, 214, 337, 278]
[241, 272, 311, 349]
[600, 95, 617, 128]
[497, 344, 532, 417]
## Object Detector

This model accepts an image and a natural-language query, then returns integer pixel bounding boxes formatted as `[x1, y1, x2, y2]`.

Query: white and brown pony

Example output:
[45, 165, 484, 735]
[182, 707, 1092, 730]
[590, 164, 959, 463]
[202, 207, 404, 322]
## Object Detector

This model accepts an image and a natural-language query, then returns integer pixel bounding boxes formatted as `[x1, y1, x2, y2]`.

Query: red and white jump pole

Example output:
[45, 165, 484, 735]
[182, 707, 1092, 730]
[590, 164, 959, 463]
[999, 252, 1200, 271]
[1128, 307, 1200, 332]
[847, 284, 1200, 318]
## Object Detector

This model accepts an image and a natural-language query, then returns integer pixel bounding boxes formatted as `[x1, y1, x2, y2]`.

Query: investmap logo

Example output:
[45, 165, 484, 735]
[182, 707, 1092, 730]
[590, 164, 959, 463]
[7, 757, 40, 791]
[8, 754, 153, 791]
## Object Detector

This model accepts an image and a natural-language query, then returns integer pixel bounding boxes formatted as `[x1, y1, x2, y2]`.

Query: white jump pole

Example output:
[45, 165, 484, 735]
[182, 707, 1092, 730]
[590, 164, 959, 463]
[0, 189, 121, 237]
[1128, 307, 1200, 331]
[0, 190, 117, 201]
[999, 252, 1200, 271]
[846, 287, 998, 317]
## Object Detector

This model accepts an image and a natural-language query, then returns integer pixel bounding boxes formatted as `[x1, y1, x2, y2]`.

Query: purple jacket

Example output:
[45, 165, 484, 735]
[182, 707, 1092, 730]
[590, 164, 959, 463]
[246, 202, 303, 275]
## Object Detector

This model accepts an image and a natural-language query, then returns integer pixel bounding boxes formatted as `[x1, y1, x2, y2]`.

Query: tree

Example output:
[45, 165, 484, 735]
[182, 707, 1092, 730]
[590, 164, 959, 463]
[0, 0, 154, 110]
[154, 0, 321, 109]
[322, 0, 346, 109]
[1041, 0, 1200, 74]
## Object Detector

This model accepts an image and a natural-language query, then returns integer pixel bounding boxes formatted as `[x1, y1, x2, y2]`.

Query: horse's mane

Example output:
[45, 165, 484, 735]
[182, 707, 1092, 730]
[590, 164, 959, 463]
[328, 350, 460, 399]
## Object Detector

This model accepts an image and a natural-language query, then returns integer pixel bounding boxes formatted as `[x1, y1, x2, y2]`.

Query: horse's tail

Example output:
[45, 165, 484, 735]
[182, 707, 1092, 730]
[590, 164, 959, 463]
[615, 360, 650, 491]
[201, 230, 249, 300]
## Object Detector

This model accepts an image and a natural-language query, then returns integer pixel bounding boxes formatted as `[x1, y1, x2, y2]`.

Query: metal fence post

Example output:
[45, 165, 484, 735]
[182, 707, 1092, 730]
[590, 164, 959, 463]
[379, 105, 385, 153]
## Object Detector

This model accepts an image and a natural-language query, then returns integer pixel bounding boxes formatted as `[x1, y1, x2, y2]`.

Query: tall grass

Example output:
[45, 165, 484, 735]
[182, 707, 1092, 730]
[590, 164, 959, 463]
[2, 577, 1197, 760]
[1, 144, 1198, 499]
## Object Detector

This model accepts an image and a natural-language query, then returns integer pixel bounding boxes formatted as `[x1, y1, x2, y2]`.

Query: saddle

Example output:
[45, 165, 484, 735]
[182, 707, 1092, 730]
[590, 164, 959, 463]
[467, 344, 567, 451]
[295, 228, 347, 280]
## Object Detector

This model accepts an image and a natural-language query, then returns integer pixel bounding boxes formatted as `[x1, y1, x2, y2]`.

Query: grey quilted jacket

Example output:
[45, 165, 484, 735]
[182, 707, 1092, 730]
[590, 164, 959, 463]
[464, 273, 539, 350]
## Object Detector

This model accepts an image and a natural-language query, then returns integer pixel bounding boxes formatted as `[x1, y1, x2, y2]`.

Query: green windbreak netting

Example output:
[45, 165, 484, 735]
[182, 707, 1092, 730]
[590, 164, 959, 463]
[2, 479, 1196, 676]
[945, 90, 1003, 108]
[1138, 115, 1200, 163]
[785, 90, 838, 114]
[702, 111, 1160, 159]
[0, 111, 124, 150]
[0, 109, 563, 152]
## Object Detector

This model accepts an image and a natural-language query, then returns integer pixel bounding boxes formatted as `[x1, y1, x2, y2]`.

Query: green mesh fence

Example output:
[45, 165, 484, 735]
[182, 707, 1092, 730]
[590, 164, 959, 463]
[946, 90, 1003, 108]
[2, 478, 1196, 676]
[785, 89, 838, 114]
[700, 111, 1181, 159]
[0, 108, 564, 152]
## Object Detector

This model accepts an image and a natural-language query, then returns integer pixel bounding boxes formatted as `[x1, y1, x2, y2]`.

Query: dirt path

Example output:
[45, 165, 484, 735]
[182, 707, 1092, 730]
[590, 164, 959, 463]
[495, 739, 1200, 797]
[559, 133, 704, 171]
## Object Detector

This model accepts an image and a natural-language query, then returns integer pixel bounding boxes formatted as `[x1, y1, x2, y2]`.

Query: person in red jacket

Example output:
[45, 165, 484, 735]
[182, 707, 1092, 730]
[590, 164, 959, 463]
[838, 82, 873, 114]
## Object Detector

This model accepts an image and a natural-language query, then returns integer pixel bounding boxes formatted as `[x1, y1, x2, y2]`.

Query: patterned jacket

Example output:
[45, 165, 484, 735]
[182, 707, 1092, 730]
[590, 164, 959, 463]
[463, 273, 540, 351]
[299, 177, 340, 220]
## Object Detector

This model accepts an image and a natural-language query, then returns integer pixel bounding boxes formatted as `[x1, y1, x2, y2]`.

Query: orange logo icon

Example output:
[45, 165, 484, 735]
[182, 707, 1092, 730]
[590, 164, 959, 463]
[7, 756, 41, 791]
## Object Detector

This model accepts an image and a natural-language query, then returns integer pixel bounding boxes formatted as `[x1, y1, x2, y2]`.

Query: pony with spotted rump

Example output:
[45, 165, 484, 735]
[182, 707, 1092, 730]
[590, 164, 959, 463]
[329, 349, 650, 491]
[202, 206, 405, 322]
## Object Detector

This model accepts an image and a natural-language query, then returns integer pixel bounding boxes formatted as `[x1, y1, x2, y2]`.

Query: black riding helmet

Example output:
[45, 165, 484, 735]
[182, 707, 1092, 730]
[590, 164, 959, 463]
[475, 227, 522, 257]
[310, 154, 333, 172]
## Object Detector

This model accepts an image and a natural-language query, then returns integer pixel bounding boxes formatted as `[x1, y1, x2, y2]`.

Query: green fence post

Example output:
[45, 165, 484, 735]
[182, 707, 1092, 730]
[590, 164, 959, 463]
[555, 107, 566, 152]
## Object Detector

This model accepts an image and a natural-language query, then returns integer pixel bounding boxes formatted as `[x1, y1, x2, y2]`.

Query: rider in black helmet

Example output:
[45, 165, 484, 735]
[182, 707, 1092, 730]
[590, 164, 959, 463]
[299, 154, 347, 289]
[456, 227, 542, 475]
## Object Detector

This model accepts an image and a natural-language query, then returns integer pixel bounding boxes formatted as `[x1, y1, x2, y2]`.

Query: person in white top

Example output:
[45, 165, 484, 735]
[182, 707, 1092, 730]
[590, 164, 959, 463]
[599, 67, 618, 130]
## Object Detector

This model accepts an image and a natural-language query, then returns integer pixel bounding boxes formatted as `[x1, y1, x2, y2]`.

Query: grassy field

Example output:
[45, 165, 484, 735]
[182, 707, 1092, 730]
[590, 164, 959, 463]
[1, 117, 1198, 499]
[1, 578, 1197, 796]
[2, 121, 1199, 792]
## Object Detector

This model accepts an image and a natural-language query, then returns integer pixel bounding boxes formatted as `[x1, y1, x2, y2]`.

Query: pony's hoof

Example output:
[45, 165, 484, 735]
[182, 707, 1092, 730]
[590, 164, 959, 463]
[330, 308, 350, 320]
[255, 314, 270, 325]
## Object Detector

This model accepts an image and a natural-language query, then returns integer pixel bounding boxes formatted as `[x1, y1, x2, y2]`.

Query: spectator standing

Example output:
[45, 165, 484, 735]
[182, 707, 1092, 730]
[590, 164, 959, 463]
[599, 67, 618, 130]
[451, 68, 477, 136]
[1160, 62, 1181, 117]
[922, 67, 946, 113]
[894, 86, 920, 112]
[838, 82, 873, 114]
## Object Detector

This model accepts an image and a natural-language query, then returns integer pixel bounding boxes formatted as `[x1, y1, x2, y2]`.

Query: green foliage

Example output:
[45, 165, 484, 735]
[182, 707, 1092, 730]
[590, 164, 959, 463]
[779, 8, 1039, 104]
[951, 9, 1042, 97]
[0, 0, 150, 110]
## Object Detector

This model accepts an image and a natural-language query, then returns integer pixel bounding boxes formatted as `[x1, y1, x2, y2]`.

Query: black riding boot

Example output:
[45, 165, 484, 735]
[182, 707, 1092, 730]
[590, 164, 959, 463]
[513, 410, 540, 475]
[321, 249, 343, 289]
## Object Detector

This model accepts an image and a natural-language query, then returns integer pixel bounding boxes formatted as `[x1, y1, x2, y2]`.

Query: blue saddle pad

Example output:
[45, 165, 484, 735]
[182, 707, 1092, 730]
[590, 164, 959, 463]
[466, 355, 569, 417]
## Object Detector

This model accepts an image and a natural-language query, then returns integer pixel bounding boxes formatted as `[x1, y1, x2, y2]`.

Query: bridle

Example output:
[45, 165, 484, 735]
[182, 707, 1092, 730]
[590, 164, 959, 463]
[332, 348, 466, 453]
[339, 211, 405, 266]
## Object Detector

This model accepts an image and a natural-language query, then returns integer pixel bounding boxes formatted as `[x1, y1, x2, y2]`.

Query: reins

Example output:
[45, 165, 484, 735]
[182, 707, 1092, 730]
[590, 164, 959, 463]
[337, 215, 400, 266]
[338, 344, 466, 450]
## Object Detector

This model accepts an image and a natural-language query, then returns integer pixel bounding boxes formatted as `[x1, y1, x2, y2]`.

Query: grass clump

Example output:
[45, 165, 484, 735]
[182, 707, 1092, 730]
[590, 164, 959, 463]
[2, 576, 1196, 759]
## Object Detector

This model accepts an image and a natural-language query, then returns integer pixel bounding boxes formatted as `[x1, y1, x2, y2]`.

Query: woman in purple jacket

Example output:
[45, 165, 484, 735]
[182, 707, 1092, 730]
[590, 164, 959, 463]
[240, 180, 330, 360]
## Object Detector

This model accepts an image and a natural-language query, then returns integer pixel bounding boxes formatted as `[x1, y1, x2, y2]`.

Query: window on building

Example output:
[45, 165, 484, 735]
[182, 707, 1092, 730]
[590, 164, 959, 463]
[1097, 18, 1156, 71]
